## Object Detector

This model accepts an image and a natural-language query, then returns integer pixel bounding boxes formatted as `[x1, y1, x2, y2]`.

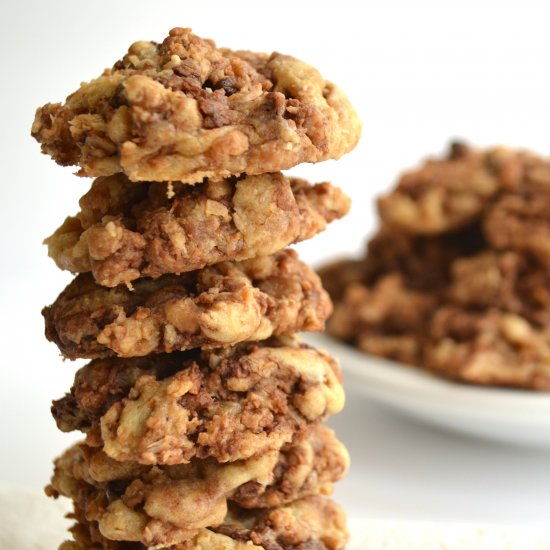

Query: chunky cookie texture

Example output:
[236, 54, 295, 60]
[45, 172, 350, 287]
[484, 185, 550, 269]
[377, 142, 550, 235]
[322, 143, 550, 389]
[48, 426, 347, 547]
[32, 28, 361, 183]
[43, 250, 332, 359]
[52, 337, 345, 465]
[57, 495, 347, 550]
[326, 273, 436, 366]
[36, 27, 356, 550]
[426, 307, 550, 389]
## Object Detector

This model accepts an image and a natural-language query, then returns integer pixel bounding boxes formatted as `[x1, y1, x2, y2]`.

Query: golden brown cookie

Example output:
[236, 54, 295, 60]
[48, 426, 348, 547]
[426, 306, 550, 389]
[46, 172, 350, 287]
[484, 183, 550, 269]
[377, 142, 546, 235]
[328, 274, 436, 365]
[319, 222, 485, 365]
[52, 336, 345, 465]
[32, 28, 361, 183]
[445, 250, 550, 325]
[323, 248, 550, 388]
[361, 223, 485, 291]
[320, 142, 550, 389]
[322, 247, 550, 388]
[43, 250, 332, 359]
[58, 495, 347, 549]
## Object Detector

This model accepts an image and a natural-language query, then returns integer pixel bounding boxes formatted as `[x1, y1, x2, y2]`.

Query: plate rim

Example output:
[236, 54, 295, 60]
[304, 333, 550, 427]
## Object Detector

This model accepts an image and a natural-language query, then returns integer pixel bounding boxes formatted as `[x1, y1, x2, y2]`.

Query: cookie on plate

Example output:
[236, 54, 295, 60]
[426, 306, 550, 389]
[377, 142, 546, 235]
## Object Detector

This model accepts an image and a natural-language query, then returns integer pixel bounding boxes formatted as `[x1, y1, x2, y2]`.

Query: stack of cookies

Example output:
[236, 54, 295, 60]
[322, 142, 550, 390]
[32, 28, 361, 549]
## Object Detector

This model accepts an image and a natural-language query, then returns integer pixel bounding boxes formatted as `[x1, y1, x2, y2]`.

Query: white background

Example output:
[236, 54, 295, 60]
[1, 0, 550, 533]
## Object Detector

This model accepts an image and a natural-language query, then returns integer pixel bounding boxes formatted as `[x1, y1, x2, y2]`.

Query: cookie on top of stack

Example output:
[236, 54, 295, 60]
[321, 142, 550, 390]
[33, 28, 361, 549]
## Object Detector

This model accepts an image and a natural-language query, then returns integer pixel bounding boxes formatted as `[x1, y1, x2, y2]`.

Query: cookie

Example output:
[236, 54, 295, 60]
[446, 250, 550, 324]
[328, 274, 435, 365]
[377, 142, 545, 235]
[48, 426, 348, 547]
[32, 28, 361, 183]
[46, 172, 350, 287]
[57, 495, 347, 549]
[43, 250, 332, 359]
[426, 306, 550, 389]
[484, 184, 550, 269]
[52, 336, 344, 465]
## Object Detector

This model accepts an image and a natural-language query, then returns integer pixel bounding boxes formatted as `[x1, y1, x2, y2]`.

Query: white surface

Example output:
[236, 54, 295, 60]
[328, 385, 550, 525]
[307, 333, 550, 448]
[0, 488, 71, 550]
[2, 0, 550, 535]
[2, 489, 550, 550]
[346, 519, 550, 550]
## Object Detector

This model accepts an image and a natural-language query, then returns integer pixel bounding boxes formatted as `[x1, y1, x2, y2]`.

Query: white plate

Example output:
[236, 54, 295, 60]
[304, 333, 550, 448]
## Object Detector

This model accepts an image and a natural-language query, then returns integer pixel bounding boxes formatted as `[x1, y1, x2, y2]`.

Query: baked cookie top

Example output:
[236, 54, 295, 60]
[32, 27, 361, 182]
[52, 336, 345, 465]
[320, 142, 550, 389]
[322, 242, 550, 389]
[43, 250, 332, 359]
[377, 142, 550, 235]
[46, 172, 350, 287]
